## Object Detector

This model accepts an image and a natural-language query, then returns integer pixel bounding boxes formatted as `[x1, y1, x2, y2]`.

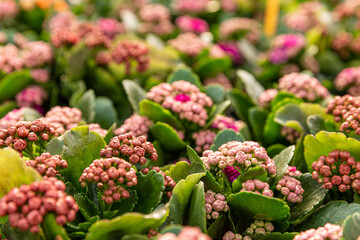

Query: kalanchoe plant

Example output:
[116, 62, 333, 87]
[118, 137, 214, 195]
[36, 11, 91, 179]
[25, 152, 68, 177]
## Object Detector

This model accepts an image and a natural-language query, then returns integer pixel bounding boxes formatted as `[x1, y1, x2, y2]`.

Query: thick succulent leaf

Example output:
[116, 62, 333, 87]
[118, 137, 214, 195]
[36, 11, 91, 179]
[205, 84, 225, 104]
[0, 101, 16, 119]
[304, 131, 360, 172]
[167, 172, 206, 225]
[227, 192, 290, 221]
[237, 70, 265, 103]
[133, 171, 165, 214]
[227, 89, 255, 122]
[41, 213, 70, 240]
[210, 129, 245, 151]
[122, 80, 147, 113]
[74, 194, 100, 223]
[194, 57, 231, 78]
[93, 97, 118, 129]
[46, 134, 66, 155]
[85, 205, 169, 240]
[185, 181, 207, 233]
[0, 148, 41, 198]
[272, 145, 295, 183]
[251, 232, 297, 240]
[72, 90, 96, 123]
[139, 99, 182, 129]
[0, 70, 33, 102]
[343, 213, 360, 240]
[248, 107, 267, 142]
[23, 107, 42, 121]
[60, 126, 106, 190]
[169, 161, 191, 183]
[207, 214, 227, 239]
[151, 122, 187, 151]
[167, 66, 202, 89]
[290, 174, 328, 224]
[67, 42, 91, 79]
[299, 201, 360, 231]
[108, 190, 138, 217]
[206, 100, 231, 128]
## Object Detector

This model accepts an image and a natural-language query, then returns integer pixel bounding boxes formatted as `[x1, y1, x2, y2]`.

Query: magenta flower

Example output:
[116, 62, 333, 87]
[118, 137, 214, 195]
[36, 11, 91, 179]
[223, 166, 240, 182]
[217, 41, 243, 65]
[174, 94, 191, 102]
[176, 16, 209, 34]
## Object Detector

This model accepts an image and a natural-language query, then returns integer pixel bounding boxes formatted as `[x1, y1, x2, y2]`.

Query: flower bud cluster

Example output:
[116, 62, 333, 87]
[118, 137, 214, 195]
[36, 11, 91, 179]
[334, 67, 360, 96]
[114, 113, 152, 137]
[268, 34, 305, 65]
[15, 85, 48, 108]
[0, 119, 58, 153]
[173, 0, 209, 14]
[192, 130, 216, 153]
[87, 124, 108, 138]
[147, 80, 213, 126]
[334, 0, 360, 20]
[168, 33, 208, 56]
[204, 190, 229, 220]
[331, 31, 355, 58]
[241, 180, 274, 197]
[157, 226, 211, 240]
[245, 220, 275, 235]
[312, 149, 360, 193]
[211, 115, 244, 132]
[0, 0, 18, 21]
[30, 69, 50, 83]
[257, 89, 278, 108]
[97, 18, 124, 38]
[284, 166, 302, 177]
[80, 157, 137, 204]
[25, 152, 67, 177]
[281, 126, 301, 143]
[276, 176, 304, 203]
[0, 108, 25, 130]
[217, 41, 243, 65]
[142, 167, 176, 199]
[278, 73, 330, 102]
[326, 95, 360, 134]
[294, 223, 343, 240]
[138, 4, 174, 36]
[201, 141, 276, 178]
[219, 18, 261, 43]
[110, 40, 150, 75]
[204, 74, 233, 91]
[223, 231, 252, 240]
[176, 15, 209, 34]
[100, 133, 158, 165]
[0, 178, 78, 233]
[43, 106, 82, 135]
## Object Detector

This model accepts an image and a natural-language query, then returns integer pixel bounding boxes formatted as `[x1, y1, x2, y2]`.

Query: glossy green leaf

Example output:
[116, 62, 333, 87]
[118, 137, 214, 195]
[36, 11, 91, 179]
[210, 129, 245, 151]
[185, 181, 207, 233]
[290, 174, 328, 224]
[0, 70, 33, 102]
[169, 161, 191, 183]
[251, 232, 297, 240]
[249, 107, 267, 141]
[22, 107, 42, 121]
[139, 99, 182, 129]
[266, 144, 287, 158]
[60, 126, 106, 190]
[206, 100, 231, 128]
[74, 194, 100, 223]
[167, 66, 202, 89]
[299, 201, 360, 231]
[104, 123, 116, 144]
[343, 213, 360, 240]
[41, 213, 70, 240]
[85, 205, 169, 240]
[273, 145, 295, 182]
[67, 42, 91, 79]
[133, 171, 165, 214]
[205, 84, 225, 104]
[307, 115, 325, 135]
[228, 192, 290, 221]
[304, 131, 360, 172]
[122, 80, 147, 113]
[151, 122, 187, 151]
[187, 145, 203, 164]
[122, 234, 148, 240]
[108, 190, 138, 217]
[207, 214, 226, 239]
[167, 172, 206, 225]
[93, 97, 118, 129]
[239, 167, 267, 182]
[237, 70, 265, 103]
[227, 89, 255, 122]
[194, 57, 231, 78]
[0, 101, 16, 119]
[72, 90, 96, 123]
[46, 134, 66, 155]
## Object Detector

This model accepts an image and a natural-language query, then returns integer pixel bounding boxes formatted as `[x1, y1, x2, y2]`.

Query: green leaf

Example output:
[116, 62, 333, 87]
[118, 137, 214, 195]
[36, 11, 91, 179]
[167, 66, 202, 89]
[227, 192, 290, 221]
[266, 144, 287, 158]
[249, 107, 267, 141]
[0, 101, 16, 119]
[60, 126, 106, 190]
[239, 167, 267, 182]
[169, 161, 191, 183]
[122, 80, 147, 113]
[41, 213, 70, 240]
[0, 148, 41, 198]
[237, 70, 265, 103]
[187, 146, 203, 164]
[251, 232, 297, 240]
[299, 201, 360, 231]
[72, 90, 96, 123]
[343, 213, 360, 240]
[0, 70, 33, 102]
[133, 171, 165, 214]
[139, 99, 182, 129]
[93, 97, 118, 129]
[122, 234, 148, 240]
[67, 42, 91, 79]
[167, 172, 206, 225]
[46, 134, 65, 155]
[227, 89, 255, 122]
[1, 221, 41, 240]
[205, 85, 225, 104]
[206, 100, 231, 128]
[273, 145, 295, 182]
[304, 131, 360, 172]
[307, 115, 325, 135]
[207, 214, 226, 239]
[185, 181, 207, 233]
[85, 205, 169, 240]
[210, 129, 245, 151]
[108, 190, 138, 217]
[22, 107, 42, 121]
[74, 194, 100, 223]
[290, 174, 328, 224]
[194, 57, 231, 78]
[151, 122, 187, 151]
[104, 123, 116, 144]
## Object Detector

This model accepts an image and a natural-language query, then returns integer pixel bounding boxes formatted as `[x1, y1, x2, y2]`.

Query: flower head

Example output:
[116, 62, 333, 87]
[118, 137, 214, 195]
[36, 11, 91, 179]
[168, 33, 208, 56]
[157, 226, 211, 240]
[15, 86, 48, 108]
[219, 18, 261, 43]
[335, 67, 360, 96]
[269, 34, 306, 64]
[192, 130, 216, 153]
[176, 16, 209, 34]
[44, 106, 82, 135]
[245, 220, 274, 235]
[204, 190, 229, 220]
[115, 113, 152, 137]
[294, 223, 343, 240]
[241, 179, 274, 197]
[25, 152, 67, 177]
[276, 176, 304, 203]
[211, 115, 244, 132]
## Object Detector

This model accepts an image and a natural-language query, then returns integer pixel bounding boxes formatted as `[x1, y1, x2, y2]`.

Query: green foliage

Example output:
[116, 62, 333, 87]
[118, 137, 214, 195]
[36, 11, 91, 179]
[194, 57, 231, 78]
[205, 85, 225, 104]
[122, 80, 147, 113]
[343, 213, 360, 240]
[151, 122, 187, 151]
[272, 145, 295, 184]
[167, 66, 202, 89]
[185, 181, 207, 233]
[210, 129, 245, 151]
[227, 89, 255, 123]
[71, 90, 96, 123]
[0, 70, 33, 102]
[93, 97, 118, 129]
